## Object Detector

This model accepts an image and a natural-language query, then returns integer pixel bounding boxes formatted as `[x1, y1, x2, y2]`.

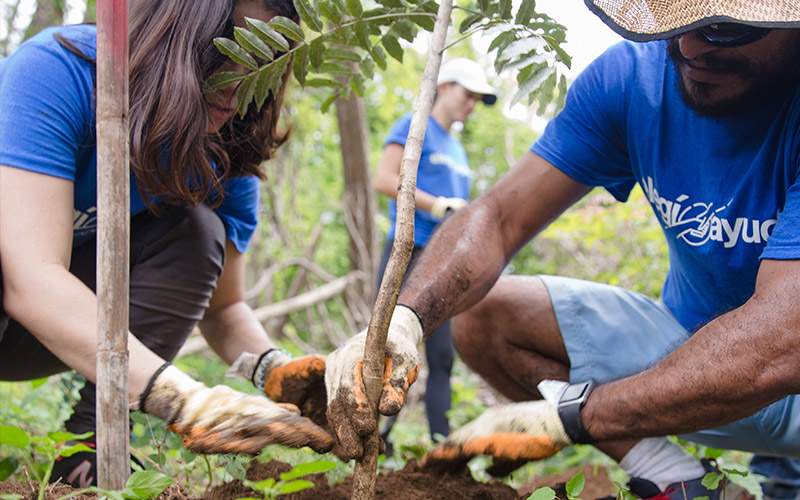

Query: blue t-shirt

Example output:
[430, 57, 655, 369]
[0, 25, 260, 252]
[384, 113, 472, 246]
[532, 40, 800, 332]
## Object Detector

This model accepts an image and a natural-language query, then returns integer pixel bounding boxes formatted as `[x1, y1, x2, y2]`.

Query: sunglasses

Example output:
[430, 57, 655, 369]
[693, 23, 771, 47]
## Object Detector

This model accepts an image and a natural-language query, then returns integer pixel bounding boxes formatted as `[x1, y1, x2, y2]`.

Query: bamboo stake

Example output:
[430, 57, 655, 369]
[96, 0, 130, 490]
[350, 1, 453, 498]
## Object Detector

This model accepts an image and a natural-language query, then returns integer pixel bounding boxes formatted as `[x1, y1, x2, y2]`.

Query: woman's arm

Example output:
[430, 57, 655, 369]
[373, 143, 440, 213]
[199, 239, 275, 364]
[0, 165, 164, 401]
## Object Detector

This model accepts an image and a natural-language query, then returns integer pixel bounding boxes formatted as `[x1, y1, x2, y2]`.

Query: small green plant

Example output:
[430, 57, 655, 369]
[236, 460, 337, 500]
[527, 470, 585, 500]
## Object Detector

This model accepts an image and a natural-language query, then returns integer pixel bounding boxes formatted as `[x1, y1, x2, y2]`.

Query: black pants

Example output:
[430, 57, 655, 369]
[377, 240, 455, 439]
[0, 204, 226, 434]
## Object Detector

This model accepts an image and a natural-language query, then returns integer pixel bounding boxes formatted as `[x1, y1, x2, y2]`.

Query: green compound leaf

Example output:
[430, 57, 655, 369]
[214, 37, 258, 71]
[235, 26, 274, 61]
[293, 0, 324, 32]
[246, 17, 289, 52]
[269, 16, 305, 42]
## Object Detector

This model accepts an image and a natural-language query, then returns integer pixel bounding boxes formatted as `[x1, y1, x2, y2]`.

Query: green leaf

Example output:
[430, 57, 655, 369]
[0, 425, 29, 449]
[511, 64, 554, 107]
[527, 487, 557, 500]
[319, 61, 352, 75]
[498, 0, 513, 19]
[293, 0, 324, 32]
[319, 0, 343, 24]
[370, 44, 387, 70]
[309, 38, 326, 72]
[458, 12, 483, 33]
[304, 77, 342, 88]
[363, 7, 391, 24]
[292, 44, 309, 85]
[30, 377, 48, 389]
[251, 478, 276, 490]
[0, 457, 19, 481]
[488, 30, 515, 54]
[279, 460, 337, 480]
[269, 16, 305, 42]
[0, 494, 23, 500]
[325, 47, 361, 62]
[205, 71, 246, 93]
[236, 72, 258, 118]
[125, 470, 173, 499]
[566, 470, 585, 498]
[542, 34, 572, 68]
[246, 18, 289, 53]
[701, 472, 722, 491]
[235, 26, 274, 61]
[58, 442, 94, 458]
[394, 20, 417, 42]
[724, 468, 748, 477]
[377, 0, 405, 7]
[408, 13, 435, 31]
[704, 448, 725, 459]
[381, 33, 403, 62]
[255, 54, 290, 108]
[320, 91, 341, 113]
[214, 37, 258, 71]
[345, 0, 363, 18]
[50, 430, 93, 443]
[353, 22, 371, 50]
[360, 56, 374, 79]
[515, 0, 536, 25]
[350, 73, 366, 96]
[279, 480, 315, 494]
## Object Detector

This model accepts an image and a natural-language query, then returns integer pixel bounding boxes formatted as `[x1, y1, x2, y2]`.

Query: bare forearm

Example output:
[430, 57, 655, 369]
[5, 266, 165, 401]
[583, 282, 800, 441]
[199, 301, 274, 365]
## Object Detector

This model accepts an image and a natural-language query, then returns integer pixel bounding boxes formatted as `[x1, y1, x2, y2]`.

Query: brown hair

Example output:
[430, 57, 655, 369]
[60, 0, 298, 210]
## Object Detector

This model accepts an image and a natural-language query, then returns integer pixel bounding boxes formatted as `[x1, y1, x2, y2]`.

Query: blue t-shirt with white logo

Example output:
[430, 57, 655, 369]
[0, 25, 260, 253]
[532, 40, 800, 332]
[384, 112, 472, 246]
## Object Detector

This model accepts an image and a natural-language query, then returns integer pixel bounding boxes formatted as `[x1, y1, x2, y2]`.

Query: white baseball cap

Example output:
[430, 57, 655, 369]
[437, 58, 498, 106]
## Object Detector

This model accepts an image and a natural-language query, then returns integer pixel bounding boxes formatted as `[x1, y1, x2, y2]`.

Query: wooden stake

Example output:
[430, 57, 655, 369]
[351, 1, 453, 499]
[96, 0, 130, 490]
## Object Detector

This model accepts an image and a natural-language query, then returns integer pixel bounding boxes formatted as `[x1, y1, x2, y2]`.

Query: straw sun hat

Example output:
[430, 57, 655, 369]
[584, 0, 800, 42]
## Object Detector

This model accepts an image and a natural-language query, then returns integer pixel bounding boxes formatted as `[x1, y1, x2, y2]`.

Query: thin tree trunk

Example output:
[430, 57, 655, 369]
[95, 0, 130, 490]
[336, 90, 378, 327]
[350, 1, 453, 498]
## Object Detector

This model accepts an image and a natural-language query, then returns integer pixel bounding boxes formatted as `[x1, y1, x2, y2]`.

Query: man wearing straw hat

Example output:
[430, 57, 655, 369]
[325, 1, 800, 499]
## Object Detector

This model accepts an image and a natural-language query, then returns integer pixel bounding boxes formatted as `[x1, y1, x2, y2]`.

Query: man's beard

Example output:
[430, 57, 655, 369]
[667, 37, 800, 120]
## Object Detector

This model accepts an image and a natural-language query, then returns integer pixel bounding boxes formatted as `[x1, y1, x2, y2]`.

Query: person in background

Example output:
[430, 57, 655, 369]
[0, 0, 333, 488]
[326, 1, 800, 499]
[371, 58, 497, 451]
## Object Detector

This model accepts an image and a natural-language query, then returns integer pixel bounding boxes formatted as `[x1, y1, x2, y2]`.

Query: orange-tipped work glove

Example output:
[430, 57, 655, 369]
[228, 349, 328, 429]
[421, 400, 571, 475]
[324, 305, 422, 460]
[139, 363, 333, 456]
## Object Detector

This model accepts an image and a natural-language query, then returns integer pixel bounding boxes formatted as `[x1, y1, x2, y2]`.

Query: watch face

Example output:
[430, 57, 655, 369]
[561, 382, 590, 403]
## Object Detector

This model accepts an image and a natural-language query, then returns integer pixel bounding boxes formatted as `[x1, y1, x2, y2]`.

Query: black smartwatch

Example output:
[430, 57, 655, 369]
[556, 381, 595, 444]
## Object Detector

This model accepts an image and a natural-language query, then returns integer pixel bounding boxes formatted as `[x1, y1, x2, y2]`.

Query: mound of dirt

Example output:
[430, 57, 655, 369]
[205, 459, 524, 500]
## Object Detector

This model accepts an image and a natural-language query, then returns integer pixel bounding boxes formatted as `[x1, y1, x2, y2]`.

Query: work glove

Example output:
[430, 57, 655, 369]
[430, 196, 467, 220]
[421, 399, 571, 476]
[227, 349, 328, 430]
[325, 305, 423, 460]
[138, 363, 334, 455]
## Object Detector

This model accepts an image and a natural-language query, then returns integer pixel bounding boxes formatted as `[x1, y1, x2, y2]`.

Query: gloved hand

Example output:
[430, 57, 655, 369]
[421, 400, 571, 475]
[325, 305, 423, 459]
[139, 363, 334, 455]
[431, 196, 467, 220]
[228, 349, 328, 430]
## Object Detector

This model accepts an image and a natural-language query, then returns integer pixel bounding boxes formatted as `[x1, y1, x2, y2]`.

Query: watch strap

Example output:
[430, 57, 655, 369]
[557, 381, 595, 444]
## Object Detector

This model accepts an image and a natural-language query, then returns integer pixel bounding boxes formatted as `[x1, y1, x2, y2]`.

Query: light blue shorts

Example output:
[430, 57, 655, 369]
[540, 275, 800, 458]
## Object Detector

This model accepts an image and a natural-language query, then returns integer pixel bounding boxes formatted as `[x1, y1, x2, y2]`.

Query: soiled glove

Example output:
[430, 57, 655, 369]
[421, 400, 571, 475]
[228, 350, 328, 430]
[431, 196, 467, 220]
[139, 363, 333, 455]
[325, 305, 422, 459]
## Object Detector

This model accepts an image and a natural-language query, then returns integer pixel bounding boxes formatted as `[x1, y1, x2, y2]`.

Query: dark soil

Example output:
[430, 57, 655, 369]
[0, 461, 616, 500]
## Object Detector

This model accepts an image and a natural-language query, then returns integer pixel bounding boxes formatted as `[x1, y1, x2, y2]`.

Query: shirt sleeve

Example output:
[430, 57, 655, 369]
[216, 175, 261, 253]
[0, 27, 95, 179]
[383, 113, 412, 148]
[530, 41, 637, 202]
